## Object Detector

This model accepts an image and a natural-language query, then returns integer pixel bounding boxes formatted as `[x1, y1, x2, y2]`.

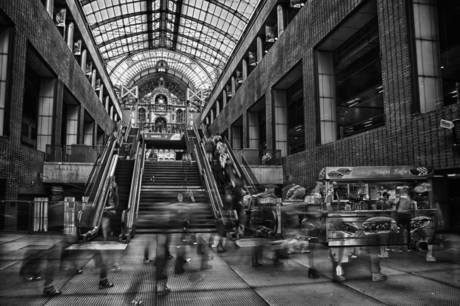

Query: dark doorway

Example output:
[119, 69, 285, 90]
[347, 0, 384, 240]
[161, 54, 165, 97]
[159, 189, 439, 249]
[448, 178, 460, 232]
[17, 194, 34, 232]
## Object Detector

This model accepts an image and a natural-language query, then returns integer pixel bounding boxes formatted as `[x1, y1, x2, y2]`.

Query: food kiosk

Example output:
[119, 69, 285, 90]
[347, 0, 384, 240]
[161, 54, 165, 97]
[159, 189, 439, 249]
[301, 166, 437, 248]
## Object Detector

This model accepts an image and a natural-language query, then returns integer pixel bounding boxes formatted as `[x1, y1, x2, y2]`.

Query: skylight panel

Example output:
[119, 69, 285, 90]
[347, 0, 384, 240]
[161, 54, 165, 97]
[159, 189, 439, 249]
[91, 1, 99, 12]
[98, 0, 107, 10]
[80, 0, 263, 89]
[114, 5, 121, 15]
[120, 4, 129, 14]
[106, 7, 115, 18]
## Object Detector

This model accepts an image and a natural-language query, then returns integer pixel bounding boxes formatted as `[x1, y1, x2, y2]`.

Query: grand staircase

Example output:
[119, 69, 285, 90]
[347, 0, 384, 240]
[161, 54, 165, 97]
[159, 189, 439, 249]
[136, 160, 216, 233]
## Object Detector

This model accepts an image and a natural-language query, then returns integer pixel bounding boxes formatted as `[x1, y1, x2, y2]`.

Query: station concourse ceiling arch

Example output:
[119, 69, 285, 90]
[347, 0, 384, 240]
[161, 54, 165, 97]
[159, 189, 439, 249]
[78, 0, 263, 99]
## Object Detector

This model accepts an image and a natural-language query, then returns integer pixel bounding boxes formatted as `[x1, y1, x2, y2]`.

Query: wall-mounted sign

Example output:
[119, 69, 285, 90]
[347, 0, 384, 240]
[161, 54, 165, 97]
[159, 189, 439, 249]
[440, 119, 454, 129]
[323, 166, 430, 180]
[143, 133, 182, 141]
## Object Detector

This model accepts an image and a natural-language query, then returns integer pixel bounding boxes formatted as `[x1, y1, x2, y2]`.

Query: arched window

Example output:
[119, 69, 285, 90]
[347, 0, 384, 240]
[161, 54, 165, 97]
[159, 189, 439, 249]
[138, 108, 146, 122]
[176, 109, 184, 123]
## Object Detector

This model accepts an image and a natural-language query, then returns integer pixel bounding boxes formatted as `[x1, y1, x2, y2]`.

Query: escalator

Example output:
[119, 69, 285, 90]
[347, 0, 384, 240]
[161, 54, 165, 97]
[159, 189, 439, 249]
[75, 122, 245, 241]
[190, 125, 281, 239]
[75, 122, 144, 242]
[187, 126, 241, 237]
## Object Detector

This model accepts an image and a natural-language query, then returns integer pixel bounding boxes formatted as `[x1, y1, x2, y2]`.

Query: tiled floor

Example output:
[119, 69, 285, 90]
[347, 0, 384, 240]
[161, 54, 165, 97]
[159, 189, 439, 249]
[0, 232, 459, 305]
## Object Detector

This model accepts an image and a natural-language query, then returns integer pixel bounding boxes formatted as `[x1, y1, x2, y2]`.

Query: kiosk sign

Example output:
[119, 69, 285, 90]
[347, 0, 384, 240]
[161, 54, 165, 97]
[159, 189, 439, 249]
[325, 166, 429, 180]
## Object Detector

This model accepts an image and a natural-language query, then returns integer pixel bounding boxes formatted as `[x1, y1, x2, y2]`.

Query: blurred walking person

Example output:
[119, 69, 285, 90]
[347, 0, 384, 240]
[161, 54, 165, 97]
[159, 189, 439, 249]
[155, 233, 171, 296]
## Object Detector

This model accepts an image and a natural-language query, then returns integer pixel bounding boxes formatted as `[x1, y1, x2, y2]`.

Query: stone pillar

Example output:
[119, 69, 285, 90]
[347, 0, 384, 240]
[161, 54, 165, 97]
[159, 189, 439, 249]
[257, 36, 264, 64]
[45, 0, 54, 18]
[99, 84, 104, 101]
[105, 96, 110, 112]
[80, 49, 87, 74]
[66, 22, 74, 51]
[91, 69, 97, 88]
[223, 91, 227, 107]
[242, 58, 248, 81]
[277, 4, 286, 37]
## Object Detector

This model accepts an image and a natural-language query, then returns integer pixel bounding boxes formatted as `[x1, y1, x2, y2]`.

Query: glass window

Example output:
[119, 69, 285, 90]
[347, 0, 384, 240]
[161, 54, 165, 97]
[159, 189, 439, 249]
[316, 1, 382, 143]
[80, 0, 262, 91]
[334, 17, 384, 138]
[0, 26, 11, 136]
[437, 0, 460, 106]
[287, 79, 305, 154]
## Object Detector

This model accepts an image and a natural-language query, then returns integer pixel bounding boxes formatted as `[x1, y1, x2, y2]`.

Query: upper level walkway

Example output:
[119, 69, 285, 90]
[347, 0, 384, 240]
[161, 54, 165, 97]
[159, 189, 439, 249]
[0, 232, 459, 306]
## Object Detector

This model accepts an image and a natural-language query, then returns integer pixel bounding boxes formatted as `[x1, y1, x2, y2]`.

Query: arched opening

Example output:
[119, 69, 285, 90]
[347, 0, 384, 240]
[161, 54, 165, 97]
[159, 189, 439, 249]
[155, 116, 167, 133]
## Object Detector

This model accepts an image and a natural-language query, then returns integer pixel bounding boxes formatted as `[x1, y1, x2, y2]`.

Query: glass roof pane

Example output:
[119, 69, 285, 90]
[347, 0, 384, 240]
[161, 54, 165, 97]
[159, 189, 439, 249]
[79, 0, 262, 89]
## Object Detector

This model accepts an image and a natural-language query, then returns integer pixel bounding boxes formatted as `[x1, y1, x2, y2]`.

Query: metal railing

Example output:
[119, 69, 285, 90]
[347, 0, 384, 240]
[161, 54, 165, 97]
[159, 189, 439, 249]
[76, 122, 125, 241]
[77, 155, 118, 241]
[190, 125, 224, 220]
[45, 144, 104, 163]
[138, 122, 185, 134]
[240, 154, 261, 191]
[233, 149, 282, 166]
[121, 141, 145, 242]
[84, 121, 124, 203]
[221, 137, 259, 195]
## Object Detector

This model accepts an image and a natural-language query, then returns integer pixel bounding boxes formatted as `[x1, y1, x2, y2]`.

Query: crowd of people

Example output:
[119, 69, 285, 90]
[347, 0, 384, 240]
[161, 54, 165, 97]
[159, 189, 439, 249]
[18, 135, 445, 302]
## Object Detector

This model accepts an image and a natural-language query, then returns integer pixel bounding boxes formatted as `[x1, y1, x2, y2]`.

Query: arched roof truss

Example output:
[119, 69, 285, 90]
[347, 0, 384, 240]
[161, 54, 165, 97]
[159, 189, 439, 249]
[79, 0, 262, 90]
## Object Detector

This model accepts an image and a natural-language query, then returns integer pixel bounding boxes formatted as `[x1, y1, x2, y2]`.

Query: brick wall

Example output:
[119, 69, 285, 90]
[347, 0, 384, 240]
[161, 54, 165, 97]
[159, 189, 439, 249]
[0, 0, 113, 209]
[208, 0, 460, 188]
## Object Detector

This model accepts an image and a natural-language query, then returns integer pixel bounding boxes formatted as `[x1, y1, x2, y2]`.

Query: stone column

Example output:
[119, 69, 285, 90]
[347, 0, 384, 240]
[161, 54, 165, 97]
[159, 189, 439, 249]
[257, 36, 264, 64]
[277, 4, 286, 37]
[80, 49, 87, 74]
[66, 22, 74, 51]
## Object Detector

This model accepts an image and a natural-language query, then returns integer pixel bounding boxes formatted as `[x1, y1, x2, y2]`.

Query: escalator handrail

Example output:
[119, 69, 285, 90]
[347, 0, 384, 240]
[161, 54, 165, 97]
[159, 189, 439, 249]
[193, 143, 221, 219]
[188, 125, 223, 219]
[190, 130, 229, 225]
[191, 125, 234, 227]
[238, 153, 260, 192]
[132, 143, 146, 233]
[79, 154, 119, 241]
[124, 121, 132, 143]
[120, 140, 140, 239]
[84, 134, 114, 194]
[85, 123, 124, 202]
[121, 141, 145, 240]
[221, 136, 258, 194]
[84, 121, 124, 188]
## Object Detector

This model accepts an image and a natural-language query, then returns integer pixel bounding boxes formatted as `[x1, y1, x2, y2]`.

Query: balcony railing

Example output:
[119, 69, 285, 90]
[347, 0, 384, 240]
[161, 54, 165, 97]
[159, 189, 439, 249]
[45, 145, 104, 163]
[232, 149, 282, 166]
[138, 122, 185, 134]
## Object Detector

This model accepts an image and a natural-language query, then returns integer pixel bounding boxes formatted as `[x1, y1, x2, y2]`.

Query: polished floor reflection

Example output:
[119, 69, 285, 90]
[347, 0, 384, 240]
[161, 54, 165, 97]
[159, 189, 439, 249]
[0, 233, 459, 305]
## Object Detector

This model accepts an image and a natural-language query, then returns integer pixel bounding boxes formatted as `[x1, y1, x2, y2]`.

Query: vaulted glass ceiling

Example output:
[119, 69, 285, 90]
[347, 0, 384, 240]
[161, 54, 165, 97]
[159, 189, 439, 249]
[79, 0, 262, 92]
